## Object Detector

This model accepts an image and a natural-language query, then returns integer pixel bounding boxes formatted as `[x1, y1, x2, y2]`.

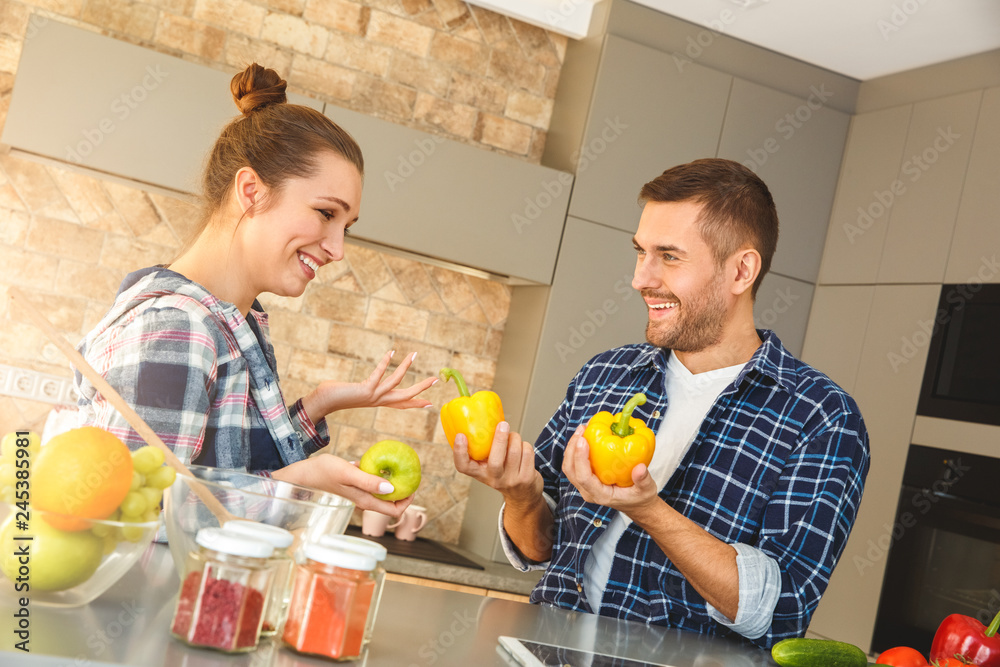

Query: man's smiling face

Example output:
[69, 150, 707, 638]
[631, 199, 731, 352]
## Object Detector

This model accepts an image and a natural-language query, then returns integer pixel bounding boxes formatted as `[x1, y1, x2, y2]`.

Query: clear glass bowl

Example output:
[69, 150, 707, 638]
[0, 502, 160, 607]
[163, 466, 354, 575]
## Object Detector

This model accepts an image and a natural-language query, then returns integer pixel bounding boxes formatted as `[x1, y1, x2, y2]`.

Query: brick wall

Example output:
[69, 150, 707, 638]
[0, 0, 567, 543]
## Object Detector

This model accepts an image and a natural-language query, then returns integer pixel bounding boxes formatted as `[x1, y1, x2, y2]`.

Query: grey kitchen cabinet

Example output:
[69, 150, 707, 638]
[717, 78, 851, 284]
[944, 86, 1000, 285]
[2, 16, 571, 285]
[876, 89, 982, 285]
[566, 35, 733, 234]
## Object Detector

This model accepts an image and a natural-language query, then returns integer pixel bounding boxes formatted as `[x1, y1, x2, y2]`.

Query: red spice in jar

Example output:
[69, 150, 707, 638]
[171, 571, 266, 651]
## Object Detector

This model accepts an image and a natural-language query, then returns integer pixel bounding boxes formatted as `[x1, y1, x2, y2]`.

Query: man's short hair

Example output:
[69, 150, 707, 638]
[639, 158, 779, 298]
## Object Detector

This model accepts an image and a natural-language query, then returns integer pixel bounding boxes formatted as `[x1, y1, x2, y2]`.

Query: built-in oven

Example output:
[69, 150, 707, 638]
[871, 445, 1000, 655]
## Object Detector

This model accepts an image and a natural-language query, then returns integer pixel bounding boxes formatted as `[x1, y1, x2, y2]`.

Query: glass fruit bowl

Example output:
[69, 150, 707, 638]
[163, 466, 354, 575]
[0, 502, 160, 607]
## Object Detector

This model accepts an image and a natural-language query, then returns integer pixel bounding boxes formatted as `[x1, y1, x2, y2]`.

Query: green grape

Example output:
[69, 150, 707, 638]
[145, 466, 177, 490]
[130, 470, 145, 492]
[119, 491, 148, 518]
[120, 523, 145, 543]
[138, 486, 162, 509]
[92, 522, 112, 538]
[142, 508, 160, 523]
[102, 532, 119, 555]
[131, 446, 165, 475]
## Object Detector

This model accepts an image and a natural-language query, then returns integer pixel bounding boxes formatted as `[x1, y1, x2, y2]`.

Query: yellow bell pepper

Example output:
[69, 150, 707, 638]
[583, 392, 655, 487]
[439, 367, 505, 461]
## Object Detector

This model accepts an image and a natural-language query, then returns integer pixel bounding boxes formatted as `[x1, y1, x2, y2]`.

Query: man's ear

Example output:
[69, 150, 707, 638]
[233, 167, 263, 215]
[731, 248, 762, 297]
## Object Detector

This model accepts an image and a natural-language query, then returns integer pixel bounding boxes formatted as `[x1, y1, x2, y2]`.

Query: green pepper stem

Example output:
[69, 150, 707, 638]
[987, 607, 1000, 638]
[610, 393, 647, 438]
[439, 367, 471, 397]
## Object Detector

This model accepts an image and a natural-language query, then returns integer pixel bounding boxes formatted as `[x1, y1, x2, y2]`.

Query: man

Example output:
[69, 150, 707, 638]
[453, 158, 870, 648]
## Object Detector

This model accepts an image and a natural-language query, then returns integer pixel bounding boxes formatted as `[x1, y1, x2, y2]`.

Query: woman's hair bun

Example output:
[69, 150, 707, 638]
[231, 63, 287, 116]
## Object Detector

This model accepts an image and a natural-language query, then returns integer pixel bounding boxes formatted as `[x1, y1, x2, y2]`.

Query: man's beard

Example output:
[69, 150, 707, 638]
[643, 273, 727, 352]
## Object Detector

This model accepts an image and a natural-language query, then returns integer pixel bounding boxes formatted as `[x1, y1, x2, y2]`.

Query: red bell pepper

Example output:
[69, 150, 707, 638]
[930, 608, 1000, 666]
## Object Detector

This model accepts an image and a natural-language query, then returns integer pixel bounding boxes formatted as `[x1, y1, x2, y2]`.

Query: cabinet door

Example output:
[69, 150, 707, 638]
[519, 217, 649, 441]
[818, 106, 913, 285]
[945, 86, 1000, 285]
[567, 35, 732, 234]
[877, 90, 982, 284]
[717, 79, 851, 284]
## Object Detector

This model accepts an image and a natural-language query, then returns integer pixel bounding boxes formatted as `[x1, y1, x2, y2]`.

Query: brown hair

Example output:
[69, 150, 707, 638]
[639, 158, 778, 298]
[199, 63, 364, 225]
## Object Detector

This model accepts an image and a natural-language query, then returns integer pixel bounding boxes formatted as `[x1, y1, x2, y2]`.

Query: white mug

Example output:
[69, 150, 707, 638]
[393, 505, 428, 542]
[361, 510, 401, 537]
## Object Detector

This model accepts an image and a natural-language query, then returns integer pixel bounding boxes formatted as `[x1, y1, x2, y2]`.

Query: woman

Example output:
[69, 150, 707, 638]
[76, 63, 434, 515]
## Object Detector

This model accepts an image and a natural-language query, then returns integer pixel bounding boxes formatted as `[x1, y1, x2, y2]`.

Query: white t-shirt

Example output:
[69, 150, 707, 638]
[583, 351, 744, 601]
[580, 351, 783, 640]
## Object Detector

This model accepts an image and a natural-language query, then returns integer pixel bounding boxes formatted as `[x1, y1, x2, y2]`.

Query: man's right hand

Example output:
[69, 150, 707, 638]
[452, 422, 554, 562]
[452, 422, 541, 504]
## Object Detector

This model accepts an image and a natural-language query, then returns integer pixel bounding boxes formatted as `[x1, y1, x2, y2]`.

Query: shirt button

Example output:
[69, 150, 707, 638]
[576, 583, 583, 593]
[593, 519, 603, 528]
[653, 410, 661, 418]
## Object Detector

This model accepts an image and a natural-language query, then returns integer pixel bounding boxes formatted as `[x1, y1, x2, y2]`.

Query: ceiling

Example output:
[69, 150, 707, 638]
[629, 0, 1000, 81]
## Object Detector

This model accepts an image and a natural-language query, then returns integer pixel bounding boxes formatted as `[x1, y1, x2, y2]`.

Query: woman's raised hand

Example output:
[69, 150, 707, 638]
[304, 350, 436, 420]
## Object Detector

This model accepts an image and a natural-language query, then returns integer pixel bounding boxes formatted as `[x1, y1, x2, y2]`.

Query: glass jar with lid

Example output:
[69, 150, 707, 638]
[222, 519, 295, 637]
[170, 527, 276, 653]
[318, 534, 388, 646]
[283, 544, 376, 661]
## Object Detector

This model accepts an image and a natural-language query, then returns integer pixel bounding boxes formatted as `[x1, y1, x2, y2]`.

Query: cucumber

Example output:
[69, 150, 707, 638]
[771, 638, 868, 667]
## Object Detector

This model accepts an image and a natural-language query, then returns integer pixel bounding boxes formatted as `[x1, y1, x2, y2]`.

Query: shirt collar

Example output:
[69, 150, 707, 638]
[626, 329, 796, 393]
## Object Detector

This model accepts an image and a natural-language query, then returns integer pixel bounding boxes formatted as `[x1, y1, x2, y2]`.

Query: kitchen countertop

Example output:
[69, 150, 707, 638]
[1, 544, 778, 666]
[366, 531, 543, 595]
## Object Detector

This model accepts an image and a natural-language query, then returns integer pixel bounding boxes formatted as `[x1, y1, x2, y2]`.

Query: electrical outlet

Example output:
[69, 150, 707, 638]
[0, 364, 76, 405]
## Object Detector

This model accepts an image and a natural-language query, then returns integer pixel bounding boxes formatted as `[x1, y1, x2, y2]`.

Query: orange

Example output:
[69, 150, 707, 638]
[32, 427, 134, 531]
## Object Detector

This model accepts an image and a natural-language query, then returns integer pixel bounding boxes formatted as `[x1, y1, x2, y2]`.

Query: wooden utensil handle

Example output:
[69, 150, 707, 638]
[8, 287, 234, 524]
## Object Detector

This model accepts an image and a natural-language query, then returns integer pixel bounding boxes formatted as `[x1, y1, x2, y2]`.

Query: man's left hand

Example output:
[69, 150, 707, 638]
[562, 425, 662, 522]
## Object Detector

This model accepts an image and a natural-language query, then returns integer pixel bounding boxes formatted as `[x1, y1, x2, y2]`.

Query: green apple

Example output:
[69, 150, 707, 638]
[358, 440, 422, 501]
[0, 513, 104, 591]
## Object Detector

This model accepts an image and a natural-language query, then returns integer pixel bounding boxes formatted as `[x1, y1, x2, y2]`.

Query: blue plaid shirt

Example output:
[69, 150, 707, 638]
[504, 330, 869, 648]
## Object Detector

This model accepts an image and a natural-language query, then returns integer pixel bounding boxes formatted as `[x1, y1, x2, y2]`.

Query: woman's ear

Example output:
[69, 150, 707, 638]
[233, 167, 263, 215]
[732, 248, 762, 297]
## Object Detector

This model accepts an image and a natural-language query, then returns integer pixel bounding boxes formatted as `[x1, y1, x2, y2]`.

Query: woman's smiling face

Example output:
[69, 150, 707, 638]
[240, 151, 363, 299]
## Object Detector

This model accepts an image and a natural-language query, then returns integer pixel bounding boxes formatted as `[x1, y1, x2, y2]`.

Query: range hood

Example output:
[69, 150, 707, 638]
[2, 17, 572, 285]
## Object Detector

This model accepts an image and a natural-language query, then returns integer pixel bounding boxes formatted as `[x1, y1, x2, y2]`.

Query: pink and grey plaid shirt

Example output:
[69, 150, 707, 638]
[75, 267, 328, 473]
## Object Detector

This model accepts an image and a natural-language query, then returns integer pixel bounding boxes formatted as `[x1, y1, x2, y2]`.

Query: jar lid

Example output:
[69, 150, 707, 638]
[302, 544, 377, 571]
[196, 527, 275, 559]
[222, 520, 294, 549]
[317, 534, 388, 561]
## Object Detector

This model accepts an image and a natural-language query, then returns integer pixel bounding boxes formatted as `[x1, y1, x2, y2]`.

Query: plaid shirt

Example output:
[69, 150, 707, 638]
[508, 331, 869, 649]
[75, 268, 328, 473]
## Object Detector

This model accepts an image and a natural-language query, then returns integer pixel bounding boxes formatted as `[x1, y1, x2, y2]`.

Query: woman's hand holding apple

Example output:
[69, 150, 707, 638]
[273, 454, 413, 517]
